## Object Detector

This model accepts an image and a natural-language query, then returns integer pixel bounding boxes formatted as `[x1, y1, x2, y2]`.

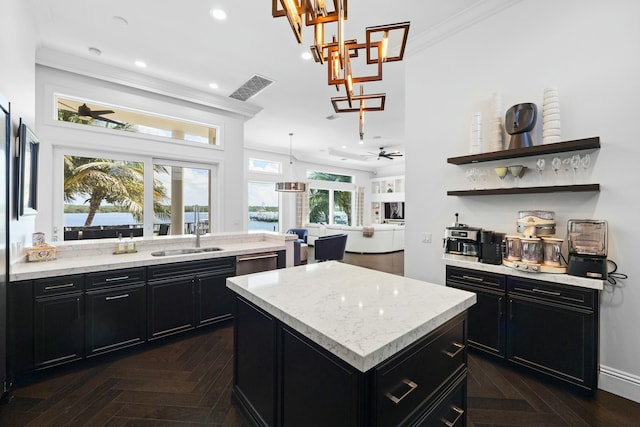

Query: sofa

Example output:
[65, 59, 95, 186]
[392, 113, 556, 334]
[306, 224, 404, 254]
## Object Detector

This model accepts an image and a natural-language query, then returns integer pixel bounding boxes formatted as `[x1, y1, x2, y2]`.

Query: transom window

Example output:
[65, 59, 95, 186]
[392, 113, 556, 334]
[56, 95, 218, 145]
[248, 158, 281, 174]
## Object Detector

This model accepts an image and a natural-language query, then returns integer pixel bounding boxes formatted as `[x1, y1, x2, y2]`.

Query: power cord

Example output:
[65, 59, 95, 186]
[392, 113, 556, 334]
[607, 259, 628, 286]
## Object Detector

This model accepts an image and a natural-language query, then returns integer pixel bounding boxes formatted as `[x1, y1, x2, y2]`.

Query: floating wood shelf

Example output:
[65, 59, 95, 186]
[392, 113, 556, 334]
[447, 184, 600, 196]
[447, 137, 600, 165]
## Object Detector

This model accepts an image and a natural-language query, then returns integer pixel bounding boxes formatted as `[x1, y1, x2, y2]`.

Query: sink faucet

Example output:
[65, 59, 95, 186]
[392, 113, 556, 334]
[194, 204, 201, 248]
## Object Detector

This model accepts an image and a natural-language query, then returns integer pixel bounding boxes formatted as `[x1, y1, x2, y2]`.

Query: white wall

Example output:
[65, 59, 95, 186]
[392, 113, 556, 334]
[0, 0, 38, 261]
[405, 0, 640, 401]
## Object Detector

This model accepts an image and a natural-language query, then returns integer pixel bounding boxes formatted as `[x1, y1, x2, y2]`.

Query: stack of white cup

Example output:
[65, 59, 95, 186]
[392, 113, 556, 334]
[542, 87, 561, 144]
[470, 112, 482, 154]
[489, 92, 504, 151]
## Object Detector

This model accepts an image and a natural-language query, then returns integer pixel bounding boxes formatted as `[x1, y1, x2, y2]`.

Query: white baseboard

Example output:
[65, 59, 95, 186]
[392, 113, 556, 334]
[599, 365, 640, 403]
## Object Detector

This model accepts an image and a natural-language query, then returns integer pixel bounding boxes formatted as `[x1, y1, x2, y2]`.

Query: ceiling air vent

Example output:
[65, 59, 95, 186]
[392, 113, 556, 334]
[229, 74, 275, 101]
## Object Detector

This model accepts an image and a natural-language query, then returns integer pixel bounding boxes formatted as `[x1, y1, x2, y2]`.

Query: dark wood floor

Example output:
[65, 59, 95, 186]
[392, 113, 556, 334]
[1, 323, 639, 427]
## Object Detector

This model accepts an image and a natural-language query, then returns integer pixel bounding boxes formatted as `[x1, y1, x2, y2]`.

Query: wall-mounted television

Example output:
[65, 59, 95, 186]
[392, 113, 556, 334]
[384, 202, 404, 220]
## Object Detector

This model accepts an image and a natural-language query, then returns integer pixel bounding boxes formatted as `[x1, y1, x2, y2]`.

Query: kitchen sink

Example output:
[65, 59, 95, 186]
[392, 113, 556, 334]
[151, 247, 222, 256]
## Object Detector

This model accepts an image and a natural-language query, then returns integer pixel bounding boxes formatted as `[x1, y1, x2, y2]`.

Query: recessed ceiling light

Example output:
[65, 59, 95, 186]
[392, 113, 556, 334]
[341, 145, 347, 149]
[135, 60, 147, 68]
[210, 8, 227, 20]
[301, 51, 312, 60]
[88, 47, 102, 56]
[209, 82, 219, 89]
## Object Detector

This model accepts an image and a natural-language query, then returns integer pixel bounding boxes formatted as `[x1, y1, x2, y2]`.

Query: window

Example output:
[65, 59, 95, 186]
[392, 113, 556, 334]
[307, 171, 354, 226]
[56, 96, 218, 145]
[248, 181, 279, 232]
[249, 158, 281, 174]
[63, 155, 146, 240]
[306, 171, 353, 183]
[154, 164, 212, 235]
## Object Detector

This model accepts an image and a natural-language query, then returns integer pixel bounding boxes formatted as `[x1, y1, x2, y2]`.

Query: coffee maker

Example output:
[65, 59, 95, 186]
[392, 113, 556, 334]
[567, 219, 608, 279]
[444, 213, 481, 260]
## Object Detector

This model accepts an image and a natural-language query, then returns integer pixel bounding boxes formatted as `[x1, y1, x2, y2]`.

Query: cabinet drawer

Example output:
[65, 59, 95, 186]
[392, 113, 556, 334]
[446, 266, 506, 292]
[375, 314, 466, 427]
[147, 257, 235, 281]
[35, 275, 84, 297]
[85, 267, 146, 289]
[508, 277, 596, 310]
[415, 371, 466, 427]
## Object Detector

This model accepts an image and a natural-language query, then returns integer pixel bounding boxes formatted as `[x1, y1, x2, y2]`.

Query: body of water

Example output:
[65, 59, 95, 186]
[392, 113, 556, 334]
[64, 212, 279, 232]
[64, 212, 208, 227]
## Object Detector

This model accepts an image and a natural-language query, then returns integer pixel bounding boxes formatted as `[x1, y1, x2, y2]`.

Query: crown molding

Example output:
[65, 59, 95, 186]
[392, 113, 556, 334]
[407, 0, 523, 56]
[36, 47, 263, 119]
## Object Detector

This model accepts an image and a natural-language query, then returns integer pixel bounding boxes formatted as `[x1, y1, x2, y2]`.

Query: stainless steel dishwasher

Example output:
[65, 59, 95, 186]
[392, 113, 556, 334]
[236, 252, 279, 275]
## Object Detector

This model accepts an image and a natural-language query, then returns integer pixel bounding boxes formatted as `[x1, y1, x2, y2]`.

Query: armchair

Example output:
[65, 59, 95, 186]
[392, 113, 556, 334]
[314, 233, 348, 262]
[287, 228, 308, 244]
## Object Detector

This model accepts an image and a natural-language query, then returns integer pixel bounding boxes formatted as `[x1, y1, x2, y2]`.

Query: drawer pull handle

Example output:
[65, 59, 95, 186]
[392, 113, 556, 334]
[44, 283, 75, 291]
[532, 288, 561, 296]
[441, 405, 464, 427]
[105, 275, 130, 282]
[105, 294, 129, 301]
[462, 275, 483, 282]
[385, 379, 418, 404]
[443, 342, 465, 358]
[237, 253, 278, 262]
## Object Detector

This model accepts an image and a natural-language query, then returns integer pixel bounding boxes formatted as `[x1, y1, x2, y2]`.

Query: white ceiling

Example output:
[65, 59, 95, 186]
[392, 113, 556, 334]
[29, 0, 518, 170]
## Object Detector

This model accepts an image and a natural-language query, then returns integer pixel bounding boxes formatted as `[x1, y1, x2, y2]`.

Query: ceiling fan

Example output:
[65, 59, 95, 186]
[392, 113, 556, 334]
[370, 147, 403, 160]
[59, 101, 123, 126]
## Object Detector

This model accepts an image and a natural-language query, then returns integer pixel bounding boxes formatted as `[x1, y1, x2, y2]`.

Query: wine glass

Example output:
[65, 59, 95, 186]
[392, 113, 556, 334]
[535, 158, 546, 184]
[570, 154, 580, 182]
[581, 154, 591, 181]
[494, 166, 508, 187]
[551, 157, 561, 178]
[509, 165, 524, 187]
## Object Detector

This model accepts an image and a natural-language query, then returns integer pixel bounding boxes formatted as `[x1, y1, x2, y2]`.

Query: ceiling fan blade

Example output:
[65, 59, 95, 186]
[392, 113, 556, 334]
[90, 109, 115, 116]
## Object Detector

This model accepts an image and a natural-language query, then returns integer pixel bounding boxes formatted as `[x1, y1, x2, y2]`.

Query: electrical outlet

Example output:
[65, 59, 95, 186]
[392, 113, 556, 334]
[422, 232, 432, 243]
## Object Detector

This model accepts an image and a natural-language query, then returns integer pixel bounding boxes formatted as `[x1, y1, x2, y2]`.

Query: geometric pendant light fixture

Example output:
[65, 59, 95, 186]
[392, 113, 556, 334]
[275, 133, 306, 192]
[272, 0, 409, 142]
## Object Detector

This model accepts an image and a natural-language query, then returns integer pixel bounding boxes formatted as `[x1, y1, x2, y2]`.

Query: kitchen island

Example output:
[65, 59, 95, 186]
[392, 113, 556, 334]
[226, 262, 476, 427]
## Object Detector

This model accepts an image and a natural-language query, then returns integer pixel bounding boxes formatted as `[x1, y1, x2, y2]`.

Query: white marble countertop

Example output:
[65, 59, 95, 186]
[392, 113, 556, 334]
[443, 254, 604, 290]
[226, 262, 476, 372]
[11, 232, 291, 281]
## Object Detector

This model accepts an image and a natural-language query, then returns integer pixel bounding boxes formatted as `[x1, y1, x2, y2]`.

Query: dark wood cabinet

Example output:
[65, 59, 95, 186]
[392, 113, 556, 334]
[85, 268, 147, 357]
[232, 296, 468, 427]
[147, 257, 236, 339]
[33, 275, 85, 370]
[281, 326, 361, 427]
[446, 265, 599, 393]
[233, 297, 278, 427]
[506, 276, 598, 392]
[446, 266, 506, 358]
[7, 280, 33, 379]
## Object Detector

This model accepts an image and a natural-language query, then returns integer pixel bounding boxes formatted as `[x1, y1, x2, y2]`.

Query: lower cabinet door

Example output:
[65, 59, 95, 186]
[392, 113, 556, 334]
[148, 278, 195, 339]
[85, 283, 147, 356]
[34, 292, 84, 369]
[507, 295, 596, 390]
[234, 298, 277, 427]
[281, 327, 360, 427]
[466, 289, 506, 357]
[196, 272, 234, 326]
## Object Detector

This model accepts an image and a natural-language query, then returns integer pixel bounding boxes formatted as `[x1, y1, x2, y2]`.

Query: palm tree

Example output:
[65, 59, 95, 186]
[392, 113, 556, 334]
[64, 156, 170, 226]
[307, 172, 353, 225]
[308, 188, 329, 224]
